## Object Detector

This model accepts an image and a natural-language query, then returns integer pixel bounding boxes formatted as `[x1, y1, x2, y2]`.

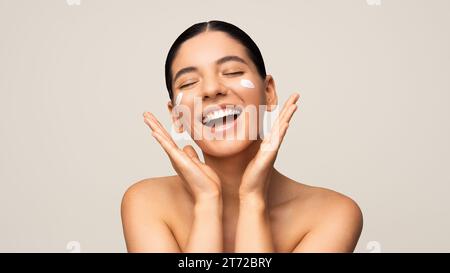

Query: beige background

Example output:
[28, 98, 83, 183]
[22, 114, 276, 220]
[1, 0, 449, 252]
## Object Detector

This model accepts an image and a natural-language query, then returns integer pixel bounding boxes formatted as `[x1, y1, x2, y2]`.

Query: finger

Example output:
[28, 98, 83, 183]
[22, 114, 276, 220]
[281, 104, 298, 125]
[260, 121, 289, 159]
[146, 117, 193, 166]
[272, 104, 297, 131]
[143, 113, 158, 131]
[151, 130, 179, 157]
[147, 112, 176, 142]
[183, 145, 208, 170]
[271, 93, 299, 133]
[144, 112, 178, 147]
[146, 113, 218, 189]
[144, 116, 176, 147]
[149, 119, 217, 191]
[151, 131, 197, 174]
[182, 145, 207, 173]
[143, 112, 168, 136]
[183, 145, 200, 161]
[277, 122, 290, 146]
[257, 94, 299, 164]
[263, 121, 286, 147]
[278, 93, 300, 123]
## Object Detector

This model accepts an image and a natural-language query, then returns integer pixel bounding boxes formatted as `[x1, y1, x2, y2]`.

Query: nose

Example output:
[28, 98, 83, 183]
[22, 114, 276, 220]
[201, 74, 227, 101]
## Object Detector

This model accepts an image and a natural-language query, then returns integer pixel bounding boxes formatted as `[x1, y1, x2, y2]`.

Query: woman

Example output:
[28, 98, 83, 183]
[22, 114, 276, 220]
[121, 20, 363, 253]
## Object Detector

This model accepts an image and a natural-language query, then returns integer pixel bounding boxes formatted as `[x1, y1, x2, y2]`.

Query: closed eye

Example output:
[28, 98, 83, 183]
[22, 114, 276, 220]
[180, 82, 197, 89]
[224, 71, 244, 76]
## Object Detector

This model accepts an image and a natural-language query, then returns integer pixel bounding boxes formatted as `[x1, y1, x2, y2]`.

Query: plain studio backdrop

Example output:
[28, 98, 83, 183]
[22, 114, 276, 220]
[0, 0, 449, 253]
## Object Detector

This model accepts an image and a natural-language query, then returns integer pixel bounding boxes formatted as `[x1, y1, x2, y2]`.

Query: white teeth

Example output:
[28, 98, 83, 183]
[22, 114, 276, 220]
[202, 107, 242, 125]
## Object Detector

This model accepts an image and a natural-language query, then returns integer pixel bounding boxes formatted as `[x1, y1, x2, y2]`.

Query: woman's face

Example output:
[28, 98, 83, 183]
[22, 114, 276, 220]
[169, 31, 277, 157]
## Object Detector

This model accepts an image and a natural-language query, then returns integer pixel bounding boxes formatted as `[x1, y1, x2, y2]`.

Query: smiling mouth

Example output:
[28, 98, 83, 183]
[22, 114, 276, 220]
[202, 106, 243, 128]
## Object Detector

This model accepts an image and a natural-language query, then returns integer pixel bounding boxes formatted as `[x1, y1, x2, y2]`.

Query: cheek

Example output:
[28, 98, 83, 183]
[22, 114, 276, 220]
[222, 77, 263, 104]
[240, 78, 255, 89]
[238, 78, 264, 105]
[174, 92, 183, 106]
[223, 77, 256, 91]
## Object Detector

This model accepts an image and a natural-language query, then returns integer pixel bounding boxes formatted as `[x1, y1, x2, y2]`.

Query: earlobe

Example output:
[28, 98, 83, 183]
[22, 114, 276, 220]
[264, 75, 278, 112]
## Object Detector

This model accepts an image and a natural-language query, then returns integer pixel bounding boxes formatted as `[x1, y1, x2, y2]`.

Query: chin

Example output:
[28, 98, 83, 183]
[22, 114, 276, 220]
[196, 138, 255, 157]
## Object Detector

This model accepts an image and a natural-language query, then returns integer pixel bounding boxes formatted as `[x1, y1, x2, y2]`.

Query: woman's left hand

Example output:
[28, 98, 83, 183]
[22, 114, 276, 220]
[239, 93, 300, 200]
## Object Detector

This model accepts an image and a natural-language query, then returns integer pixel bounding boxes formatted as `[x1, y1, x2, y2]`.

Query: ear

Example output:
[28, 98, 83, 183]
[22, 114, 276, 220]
[264, 75, 278, 111]
[167, 100, 184, 133]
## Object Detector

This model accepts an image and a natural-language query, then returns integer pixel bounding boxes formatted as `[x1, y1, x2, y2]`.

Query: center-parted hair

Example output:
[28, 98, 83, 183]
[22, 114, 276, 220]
[164, 20, 267, 101]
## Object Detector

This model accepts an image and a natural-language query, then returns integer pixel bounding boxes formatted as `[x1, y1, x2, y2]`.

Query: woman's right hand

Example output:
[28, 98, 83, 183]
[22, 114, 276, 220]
[143, 112, 222, 201]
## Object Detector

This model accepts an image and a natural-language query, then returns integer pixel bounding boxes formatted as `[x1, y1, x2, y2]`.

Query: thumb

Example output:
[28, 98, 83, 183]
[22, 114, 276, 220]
[183, 145, 200, 161]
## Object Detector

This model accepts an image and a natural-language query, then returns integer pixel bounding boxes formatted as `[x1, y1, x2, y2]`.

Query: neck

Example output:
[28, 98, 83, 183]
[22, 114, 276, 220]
[202, 139, 276, 206]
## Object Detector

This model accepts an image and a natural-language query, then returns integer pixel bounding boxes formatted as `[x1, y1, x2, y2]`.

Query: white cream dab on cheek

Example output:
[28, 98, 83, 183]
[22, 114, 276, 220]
[240, 79, 255, 89]
[174, 92, 183, 106]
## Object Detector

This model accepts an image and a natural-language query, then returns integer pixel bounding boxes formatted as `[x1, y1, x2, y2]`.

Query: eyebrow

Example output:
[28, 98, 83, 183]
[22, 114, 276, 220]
[172, 55, 248, 84]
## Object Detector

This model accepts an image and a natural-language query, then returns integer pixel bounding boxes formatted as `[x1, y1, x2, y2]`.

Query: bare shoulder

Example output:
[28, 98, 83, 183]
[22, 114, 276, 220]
[122, 176, 183, 205]
[120, 175, 188, 252]
[301, 183, 360, 215]
[122, 175, 180, 199]
[281, 177, 363, 252]
[121, 175, 187, 222]
[290, 179, 363, 228]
